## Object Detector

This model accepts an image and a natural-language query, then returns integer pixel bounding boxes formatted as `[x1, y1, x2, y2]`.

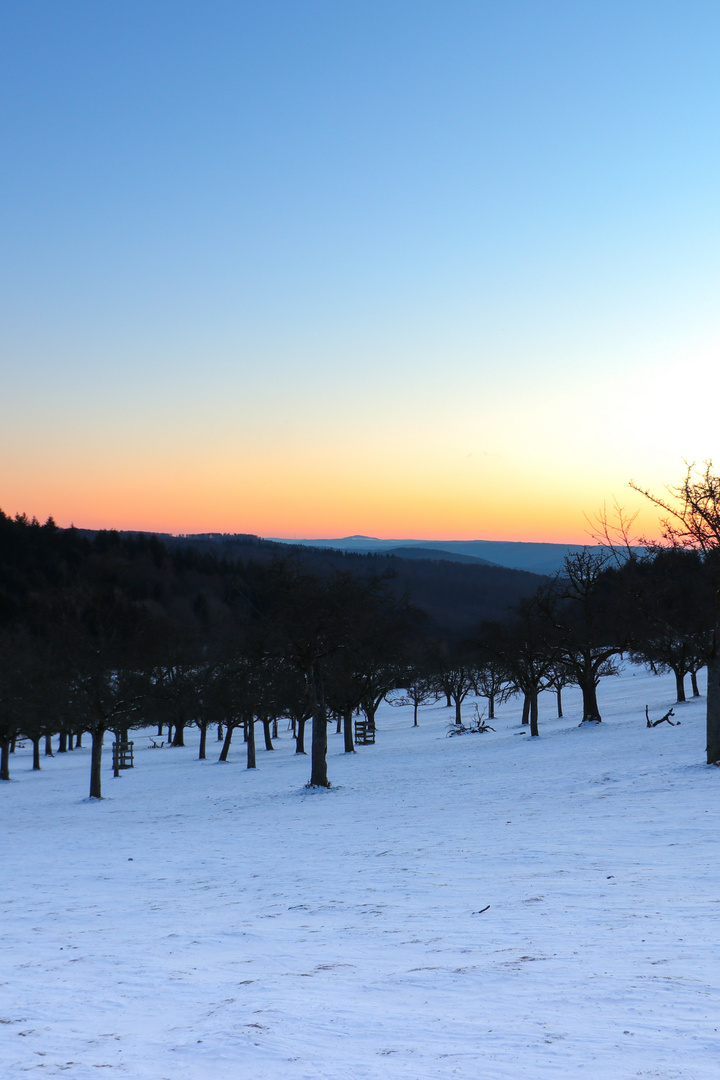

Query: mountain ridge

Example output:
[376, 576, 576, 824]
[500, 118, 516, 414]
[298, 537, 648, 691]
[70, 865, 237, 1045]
[267, 535, 605, 575]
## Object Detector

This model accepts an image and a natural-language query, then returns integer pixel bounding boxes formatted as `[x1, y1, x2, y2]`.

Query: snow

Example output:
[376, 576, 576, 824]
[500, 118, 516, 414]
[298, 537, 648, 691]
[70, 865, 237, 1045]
[2, 665, 718, 1079]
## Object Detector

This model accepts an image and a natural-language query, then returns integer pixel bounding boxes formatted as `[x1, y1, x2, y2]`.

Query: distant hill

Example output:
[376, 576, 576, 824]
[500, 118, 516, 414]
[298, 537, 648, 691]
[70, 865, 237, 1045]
[71, 529, 547, 637]
[268, 535, 605, 575]
[380, 546, 497, 567]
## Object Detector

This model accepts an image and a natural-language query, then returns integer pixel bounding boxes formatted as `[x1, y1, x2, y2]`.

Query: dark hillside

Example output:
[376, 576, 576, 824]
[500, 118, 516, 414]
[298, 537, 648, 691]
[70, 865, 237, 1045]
[58, 526, 546, 637]
[378, 546, 497, 566]
[384, 554, 546, 635]
[132, 532, 545, 636]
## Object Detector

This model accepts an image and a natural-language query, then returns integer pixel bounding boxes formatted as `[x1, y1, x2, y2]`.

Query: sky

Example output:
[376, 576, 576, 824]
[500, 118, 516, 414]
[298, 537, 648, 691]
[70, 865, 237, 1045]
[2, 0, 719, 543]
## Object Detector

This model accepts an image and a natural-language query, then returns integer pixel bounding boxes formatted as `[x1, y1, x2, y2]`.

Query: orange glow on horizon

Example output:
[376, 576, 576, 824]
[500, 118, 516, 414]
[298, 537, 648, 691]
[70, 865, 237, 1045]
[2, 486, 663, 547]
[1, 434, 667, 547]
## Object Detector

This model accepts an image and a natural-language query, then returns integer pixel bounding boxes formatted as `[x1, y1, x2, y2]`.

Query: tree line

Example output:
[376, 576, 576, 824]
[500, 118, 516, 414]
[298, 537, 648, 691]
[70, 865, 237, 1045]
[2, 464, 720, 799]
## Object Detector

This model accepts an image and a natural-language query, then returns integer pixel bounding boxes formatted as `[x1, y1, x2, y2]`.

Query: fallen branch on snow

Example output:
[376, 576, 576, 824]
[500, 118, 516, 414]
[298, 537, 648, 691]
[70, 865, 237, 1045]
[645, 705, 679, 728]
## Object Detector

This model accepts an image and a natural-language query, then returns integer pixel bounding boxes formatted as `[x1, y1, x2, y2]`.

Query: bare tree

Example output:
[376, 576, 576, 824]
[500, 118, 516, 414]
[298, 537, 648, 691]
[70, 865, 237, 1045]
[551, 550, 623, 723]
[630, 462, 720, 764]
[479, 592, 558, 737]
[390, 670, 437, 726]
[473, 658, 511, 721]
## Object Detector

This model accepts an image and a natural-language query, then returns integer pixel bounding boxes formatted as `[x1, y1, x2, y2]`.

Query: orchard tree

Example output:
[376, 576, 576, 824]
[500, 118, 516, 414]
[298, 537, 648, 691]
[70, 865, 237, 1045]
[479, 591, 558, 737]
[264, 564, 416, 786]
[615, 547, 710, 703]
[54, 586, 156, 799]
[390, 669, 437, 726]
[0, 629, 32, 781]
[425, 640, 477, 725]
[474, 658, 511, 721]
[550, 550, 623, 723]
[438, 661, 478, 728]
[630, 462, 720, 763]
[272, 664, 313, 754]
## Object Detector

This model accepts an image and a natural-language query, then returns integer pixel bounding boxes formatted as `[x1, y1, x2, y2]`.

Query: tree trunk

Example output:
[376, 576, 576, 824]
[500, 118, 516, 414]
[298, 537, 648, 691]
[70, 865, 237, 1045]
[246, 718, 256, 769]
[157, 722, 163, 736]
[113, 730, 121, 778]
[488, 692, 495, 721]
[413, 701, 419, 726]
[75, 731, 83, 749]
[335, 712, 342, 734]
[343, 708, 355, 753]
[89, 729, 104, 799]
[0, 738, 10, 781]
[172, 719, 185, 747]
[691, 668, 701, 697]
[44, 734, 54, 756]
[32, 736, 41, 770]
[198, 723, 207, 760]
[296, 717, 307, 754]
[706, 646, 720, 764]
[310, 704, 329, 786]
[365, 704, 379, 733]
[67, 732, 74, 750]
[219, 725, 233, 762]
[58, 730, 68, 753]
[580, 678, 602, 722]
[453, 695, 463, 726]
[556, 687, 563, 718]
[521, 694, 530, 725]
[217, 723, 224, 740]
[307, 665, 330, 786]
[272, 718, 278, 739]
[262, 719, 274, 750]
[530, 691, 539, 737]
[673, 667, 687, 703]
[445, 692, 451, 708]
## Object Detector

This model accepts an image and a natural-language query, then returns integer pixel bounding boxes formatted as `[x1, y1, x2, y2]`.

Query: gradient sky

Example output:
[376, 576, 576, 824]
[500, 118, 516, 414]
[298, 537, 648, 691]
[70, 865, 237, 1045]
[2, 1, 719, 542]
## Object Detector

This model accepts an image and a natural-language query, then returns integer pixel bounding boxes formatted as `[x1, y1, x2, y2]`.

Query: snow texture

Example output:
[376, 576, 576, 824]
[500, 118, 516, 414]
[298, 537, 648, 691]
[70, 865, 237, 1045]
[1, 665, 718, 1079]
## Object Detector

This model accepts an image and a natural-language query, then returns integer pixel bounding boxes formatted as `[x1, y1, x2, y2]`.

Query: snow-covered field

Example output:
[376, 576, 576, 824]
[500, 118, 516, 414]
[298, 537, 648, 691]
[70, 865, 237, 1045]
[2, 665, 718, 1080]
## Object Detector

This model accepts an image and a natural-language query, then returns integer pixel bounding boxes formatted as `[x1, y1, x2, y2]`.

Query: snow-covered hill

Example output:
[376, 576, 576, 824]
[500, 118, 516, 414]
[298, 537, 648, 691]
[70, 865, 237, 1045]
[2, 665, 717, 1079]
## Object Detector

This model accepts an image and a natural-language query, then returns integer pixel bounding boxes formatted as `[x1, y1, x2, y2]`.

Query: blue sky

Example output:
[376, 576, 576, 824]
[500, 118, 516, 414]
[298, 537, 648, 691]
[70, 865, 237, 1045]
[2, 1, 719, 539]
